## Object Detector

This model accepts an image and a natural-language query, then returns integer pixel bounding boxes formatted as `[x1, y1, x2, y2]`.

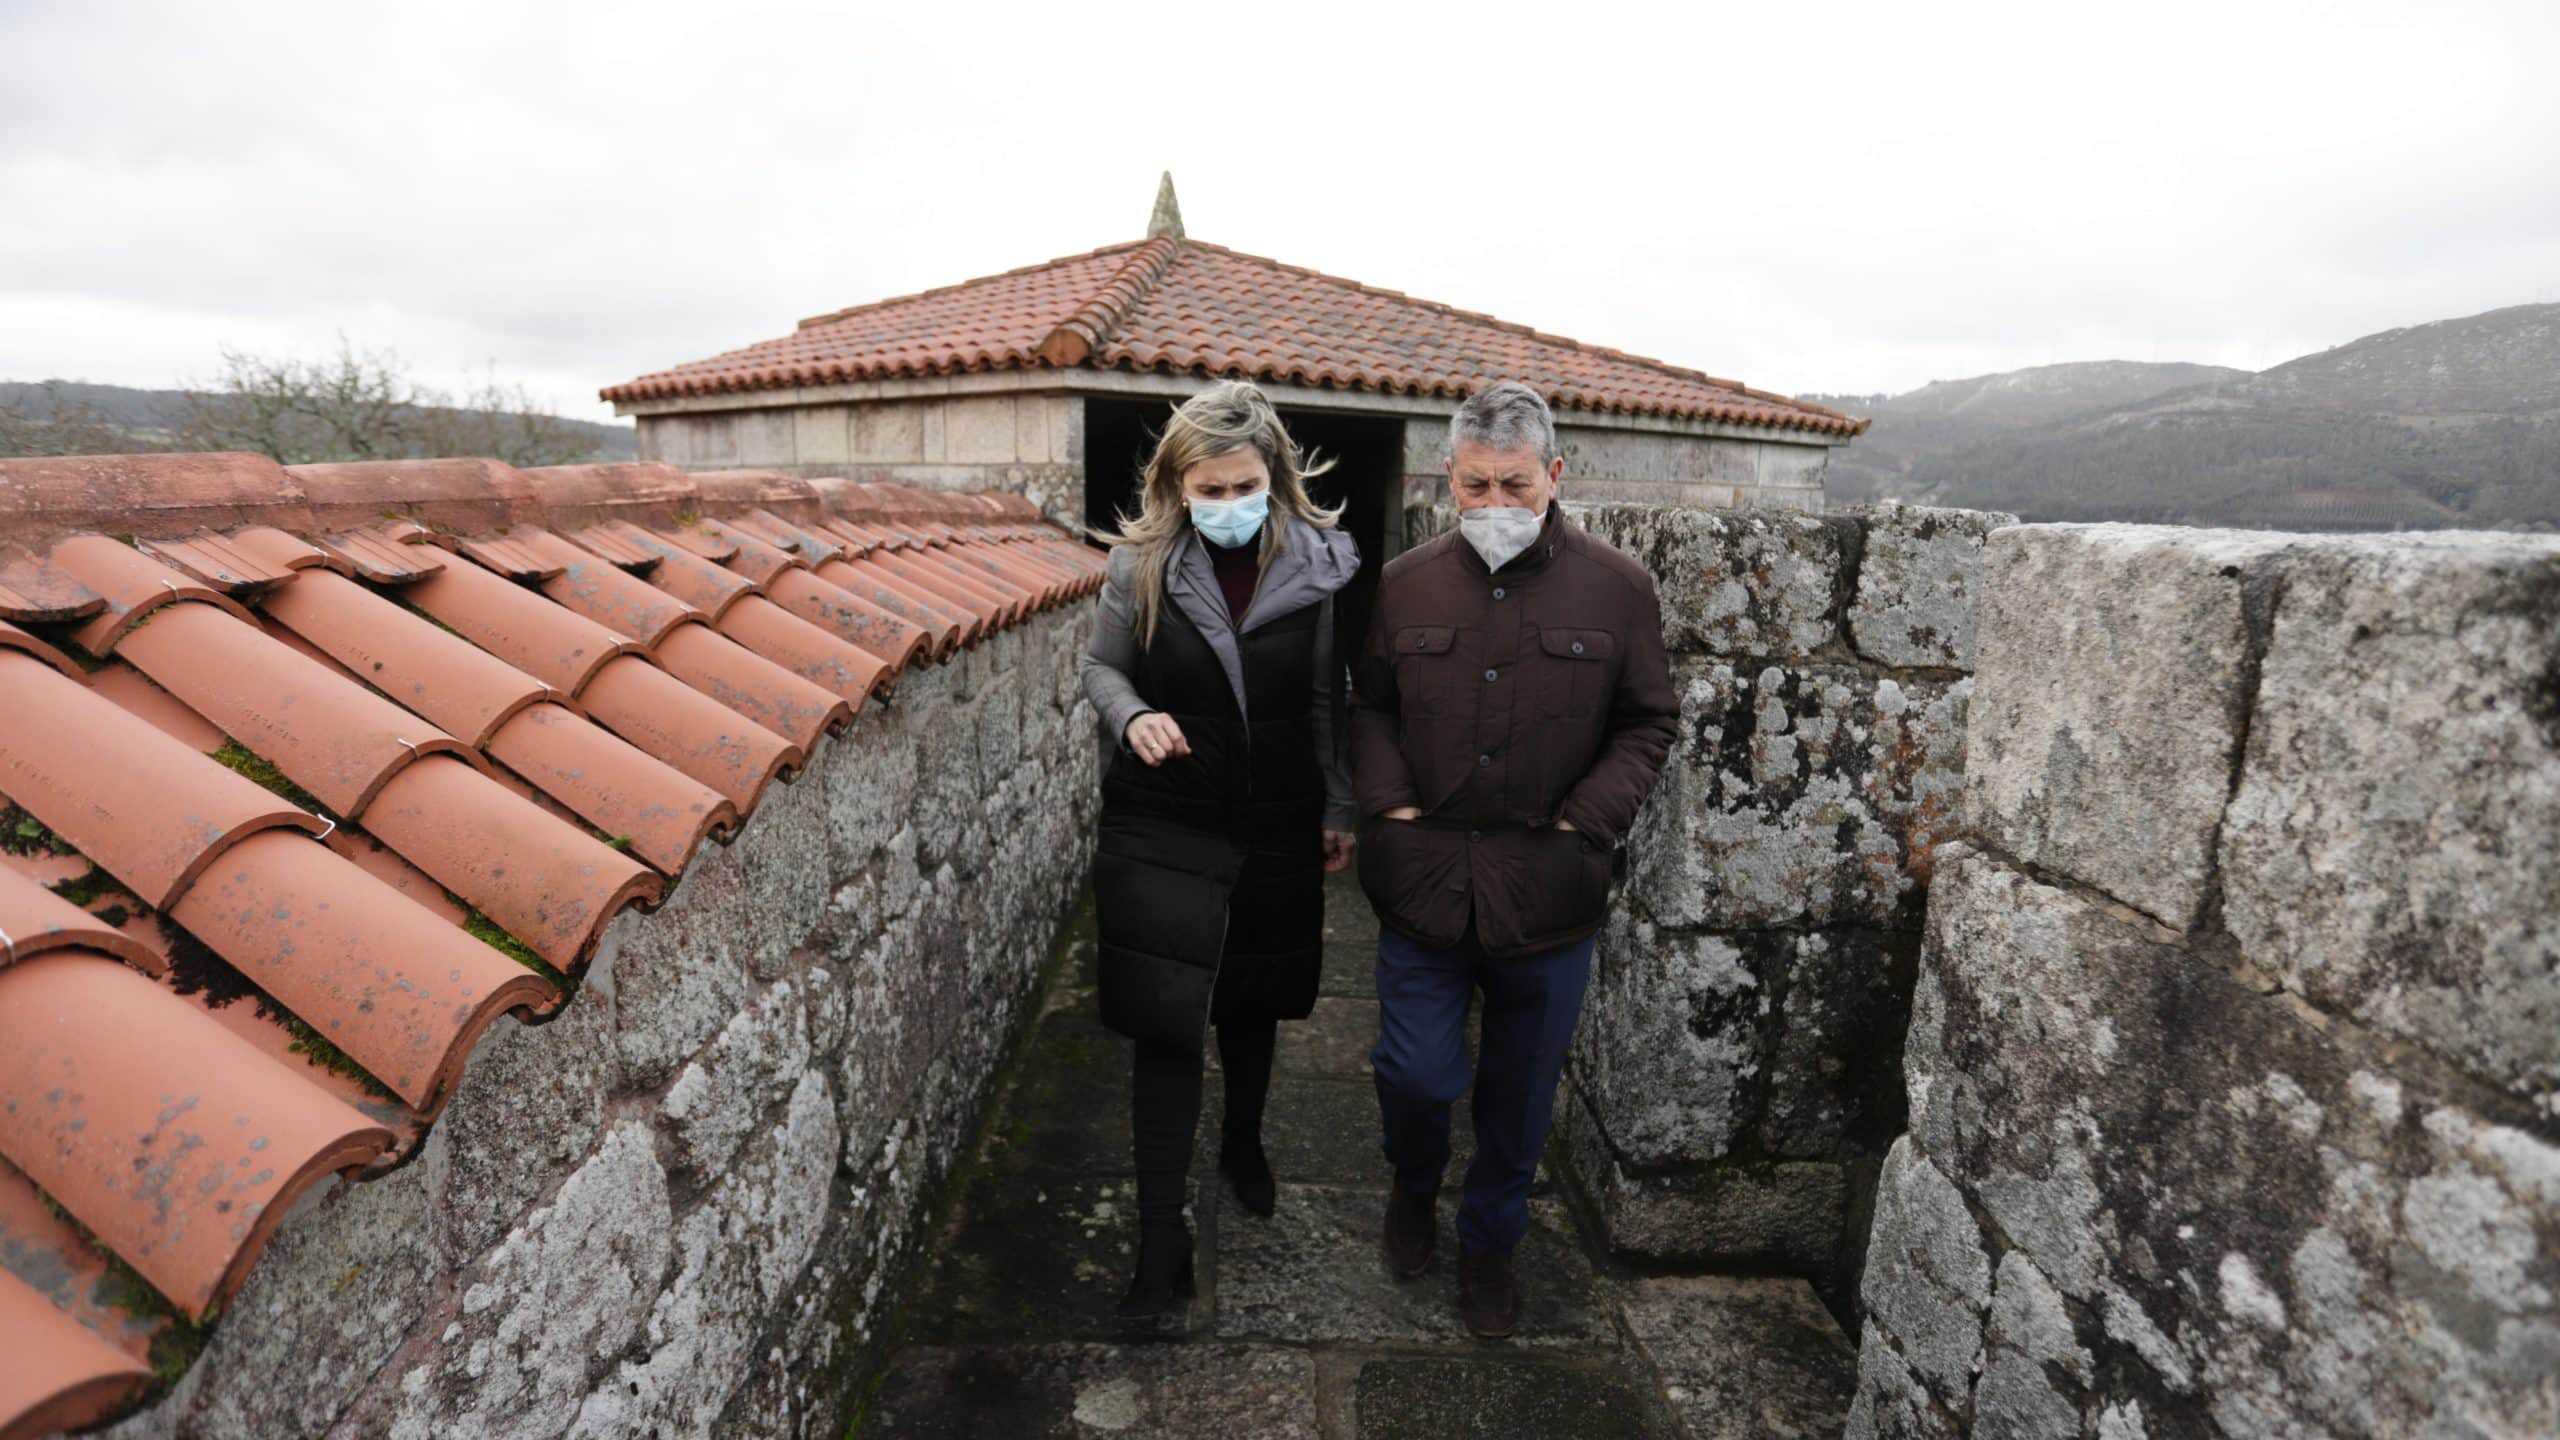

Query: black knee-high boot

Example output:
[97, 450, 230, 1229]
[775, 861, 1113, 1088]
[1216, 1017, 1279, 1216]
[1123, 1037, 1201, 1317]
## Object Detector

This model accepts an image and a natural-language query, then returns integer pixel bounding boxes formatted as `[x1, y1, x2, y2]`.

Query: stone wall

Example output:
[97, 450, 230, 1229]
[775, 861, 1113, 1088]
[1404, 498, 2011, 1310]
[1398, 417, 1833, 520]
[106, 608, 1100, 1440]
[1849, 526, 2560, 1437]
[638, 393, 1087, 528]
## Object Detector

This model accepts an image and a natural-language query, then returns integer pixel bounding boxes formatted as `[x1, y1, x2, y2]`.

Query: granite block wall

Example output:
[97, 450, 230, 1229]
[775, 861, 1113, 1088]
[1408, 497, 2014, 1306]
[1398, 417, 1834, 523]
[638, 393, 1088, 530]
[103, 606, 1100, 1440]
[1848, 526, 2560, 1438]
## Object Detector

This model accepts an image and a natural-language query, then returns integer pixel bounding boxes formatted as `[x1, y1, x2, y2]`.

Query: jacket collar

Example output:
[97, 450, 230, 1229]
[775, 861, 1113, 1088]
[1164, 516, 1359, 722]
[1453, 499, 1569, 581]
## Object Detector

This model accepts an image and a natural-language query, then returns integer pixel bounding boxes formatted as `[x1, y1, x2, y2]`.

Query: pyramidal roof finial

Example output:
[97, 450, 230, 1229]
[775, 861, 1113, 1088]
[1147, 171, 1185, 240]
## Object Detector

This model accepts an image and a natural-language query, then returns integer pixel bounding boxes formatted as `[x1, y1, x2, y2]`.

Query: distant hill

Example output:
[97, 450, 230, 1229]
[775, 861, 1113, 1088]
[1807, 361, 2249, 508]
[1810, 303, 2560, 531]
[0, 378, 637, 461]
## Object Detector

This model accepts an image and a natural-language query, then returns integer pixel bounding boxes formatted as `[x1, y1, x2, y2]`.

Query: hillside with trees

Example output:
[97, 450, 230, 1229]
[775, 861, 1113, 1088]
[0, 342, 634, 466]
[1811, 303, 2559, 531]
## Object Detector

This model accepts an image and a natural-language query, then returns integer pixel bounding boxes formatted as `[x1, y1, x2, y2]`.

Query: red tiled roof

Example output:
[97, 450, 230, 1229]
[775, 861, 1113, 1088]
[601, 236, 1866, 438]
[0, 453, 1103, 1437]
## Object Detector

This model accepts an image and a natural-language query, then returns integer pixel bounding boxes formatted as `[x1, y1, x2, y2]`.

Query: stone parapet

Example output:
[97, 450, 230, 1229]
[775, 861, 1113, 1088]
[105, 605, 1101, 1440]
[1849, 525, 2560, 1436]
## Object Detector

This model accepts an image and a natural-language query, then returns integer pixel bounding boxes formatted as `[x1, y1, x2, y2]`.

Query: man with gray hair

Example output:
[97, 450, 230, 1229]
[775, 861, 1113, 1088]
[1350, 380, 1677, 1337]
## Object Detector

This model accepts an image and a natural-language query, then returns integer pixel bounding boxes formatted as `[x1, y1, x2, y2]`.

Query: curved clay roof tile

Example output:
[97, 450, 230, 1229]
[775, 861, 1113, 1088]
[45, 534, 260, 657]
[864, 548, 1011, 632]
[809, 557, 970, 655]
[0, 558, 106, 624]
[251, 565, 551, 749]
[134, 532, 298, 595]
[559, 523, 662, 572]
[0, 950, 395, 1318]
[0, 866, 156, 973]
[651, 622, 849, 754]
[517, 530, 705, 647]
[574, 654, 801, 815]
[893, 548, 1030, 625]
[0, 653, 323, 910]
[0, 618, 85, 681]
[454, 535, 564, 582]
[167, 829, 559, 1110]
[482, 703, 737, 876]
[629, 532, 760, 615]
[712, 596, 889, 707]
[0, 1266, 154, 1437]
[357, 756, 662, 971]
[759, 567, 932, 674]
[400, 547, 646, 697]
[312, 526, 450, 584]
[115, 603, 476, 820]
[727, 509, 843, 565]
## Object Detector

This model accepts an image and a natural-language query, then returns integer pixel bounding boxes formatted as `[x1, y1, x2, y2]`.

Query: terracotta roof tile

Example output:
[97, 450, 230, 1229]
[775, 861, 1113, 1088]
[575, 654, 802, 813]
[0, 653, 325, 909]
[356, 757, 661, 970]
[249, 560, 554, 746]
[520, 528, 706, 648]
[134, 532, 298, 596]
[0, 950, 395, 1315]
[0, 1251, 153, 1436]
[0, 562, 104, 624]
[652, 618, 852, 751]
[115, 602, 480, 819]
[0, 1156, 161, 1367]
[0, 618, 87, 681]
[46, 533, 260, 656]
[601, 237, 1864, 437]
[313, 525, 449, 584]
[0, 866, 156, 973]
[0, 448, 1097, 1434]
[482, 702, 738, 876]
[400, 543, 647, 696]
[455, 534, 565, 582]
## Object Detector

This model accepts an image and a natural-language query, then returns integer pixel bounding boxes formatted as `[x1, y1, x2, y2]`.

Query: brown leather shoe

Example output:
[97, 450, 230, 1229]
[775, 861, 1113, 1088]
[1381, 1187, 1435, 1279]
[1458, 1249, 1520, 1338]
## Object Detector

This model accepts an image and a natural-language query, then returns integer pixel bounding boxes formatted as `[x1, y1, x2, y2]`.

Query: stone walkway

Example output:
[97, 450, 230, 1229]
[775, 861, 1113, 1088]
[855, 871, 1857, 1439]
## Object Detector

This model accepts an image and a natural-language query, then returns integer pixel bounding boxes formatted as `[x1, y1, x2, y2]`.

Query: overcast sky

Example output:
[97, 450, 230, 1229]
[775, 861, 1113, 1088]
[4, 0, 2555, 422]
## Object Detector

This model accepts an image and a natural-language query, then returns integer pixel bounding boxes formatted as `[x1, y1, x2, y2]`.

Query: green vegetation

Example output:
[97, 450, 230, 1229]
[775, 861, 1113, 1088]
[2, 802, 79, 858]
[281, 1014, 400, 1104]
[210, 741, 339, 823]
[462, 906, 568, 987]
[49, 862, 137, 909]
[33, 1188, 208, 1388]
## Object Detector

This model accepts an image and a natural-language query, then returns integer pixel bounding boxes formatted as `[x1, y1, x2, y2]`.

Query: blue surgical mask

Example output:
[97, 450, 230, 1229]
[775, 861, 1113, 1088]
[1189, 489, 1269, 549]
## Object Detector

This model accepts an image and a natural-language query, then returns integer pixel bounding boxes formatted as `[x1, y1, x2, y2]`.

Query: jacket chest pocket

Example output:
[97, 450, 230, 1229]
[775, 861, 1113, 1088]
[1392, 624, 1459, 718]
[1535, 627, 1615, 719]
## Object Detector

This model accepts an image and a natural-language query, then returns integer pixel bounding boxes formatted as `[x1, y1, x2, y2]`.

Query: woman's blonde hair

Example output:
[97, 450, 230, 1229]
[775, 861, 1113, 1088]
[1093, 379, 1340, 646]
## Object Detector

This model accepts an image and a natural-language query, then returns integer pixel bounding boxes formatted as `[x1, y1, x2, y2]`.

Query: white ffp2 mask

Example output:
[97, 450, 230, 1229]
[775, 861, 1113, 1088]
[1458, 505, 1544, 571]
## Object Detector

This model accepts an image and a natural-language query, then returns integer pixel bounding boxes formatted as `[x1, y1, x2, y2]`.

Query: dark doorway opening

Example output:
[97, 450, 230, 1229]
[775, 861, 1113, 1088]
[1082, 395, 1403, 663]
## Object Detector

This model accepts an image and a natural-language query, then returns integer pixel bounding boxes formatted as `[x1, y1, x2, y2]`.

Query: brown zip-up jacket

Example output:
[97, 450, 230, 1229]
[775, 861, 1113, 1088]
[1350, 505, 1677, 957]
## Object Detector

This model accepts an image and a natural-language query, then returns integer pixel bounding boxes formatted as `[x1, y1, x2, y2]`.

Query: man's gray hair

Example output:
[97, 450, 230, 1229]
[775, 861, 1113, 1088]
[1447, 380, 1558, 466]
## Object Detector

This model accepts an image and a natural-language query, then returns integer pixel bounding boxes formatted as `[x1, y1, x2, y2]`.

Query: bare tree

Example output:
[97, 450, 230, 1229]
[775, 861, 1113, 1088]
[180, 337, 419, 462]
[178, 338, 600, 466]
[0, 381, 173, 457]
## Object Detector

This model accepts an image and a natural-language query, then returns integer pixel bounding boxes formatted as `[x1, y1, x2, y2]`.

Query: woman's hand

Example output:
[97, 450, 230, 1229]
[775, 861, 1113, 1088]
[1322, 829, 1355, 873]
[1124, 711, 1191, 767]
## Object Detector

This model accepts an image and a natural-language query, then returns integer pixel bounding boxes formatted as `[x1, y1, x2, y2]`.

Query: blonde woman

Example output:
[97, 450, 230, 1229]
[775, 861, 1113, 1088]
[1079, 380, 1359, 1319]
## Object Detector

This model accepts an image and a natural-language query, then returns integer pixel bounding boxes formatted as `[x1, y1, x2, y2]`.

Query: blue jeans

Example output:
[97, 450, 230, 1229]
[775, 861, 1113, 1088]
[1370, 923, 1596, 1257]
